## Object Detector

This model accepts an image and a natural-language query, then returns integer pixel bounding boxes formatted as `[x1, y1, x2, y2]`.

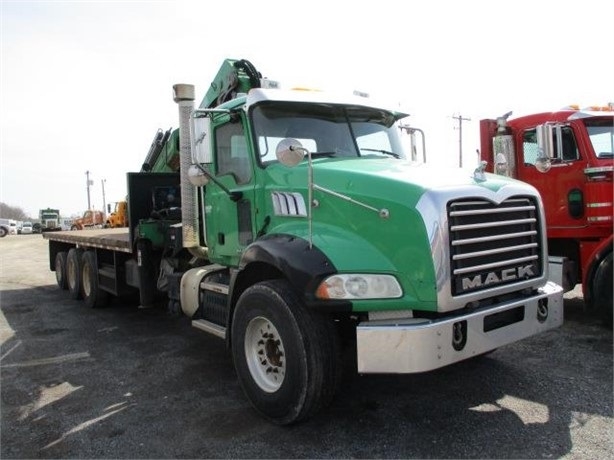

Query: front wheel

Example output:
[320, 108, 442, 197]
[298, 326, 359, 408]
[231, 280, 339, 425]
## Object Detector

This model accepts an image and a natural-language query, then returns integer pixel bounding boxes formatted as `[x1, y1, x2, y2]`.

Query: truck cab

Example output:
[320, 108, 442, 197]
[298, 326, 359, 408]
[39, 208, 61, 232]
[479, 106, 613, 324]
[71, 210, 105, 230]
[167, 60, 564, 423]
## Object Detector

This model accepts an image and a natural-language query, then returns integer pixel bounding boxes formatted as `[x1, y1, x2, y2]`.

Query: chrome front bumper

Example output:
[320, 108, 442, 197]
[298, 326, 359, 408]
[356, 281, 564, 374]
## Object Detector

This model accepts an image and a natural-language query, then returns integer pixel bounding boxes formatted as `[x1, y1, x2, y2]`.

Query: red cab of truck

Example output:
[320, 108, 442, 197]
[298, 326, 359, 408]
[479, 104, 613, 326]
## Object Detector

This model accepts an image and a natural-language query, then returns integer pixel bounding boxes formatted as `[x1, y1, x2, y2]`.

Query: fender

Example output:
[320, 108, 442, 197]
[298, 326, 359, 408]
[236, 233, 351, 311]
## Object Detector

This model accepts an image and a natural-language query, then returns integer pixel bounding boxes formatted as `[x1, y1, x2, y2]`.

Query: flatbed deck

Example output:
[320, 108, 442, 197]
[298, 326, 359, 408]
[43, 228, 132, 253]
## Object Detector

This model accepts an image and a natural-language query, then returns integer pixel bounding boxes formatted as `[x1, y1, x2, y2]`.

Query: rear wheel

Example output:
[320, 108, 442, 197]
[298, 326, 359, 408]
[82, 251, 109, 308]
[231, 279, 339, 425]
[55, 251, 68, 290]
[592, 252, 613, 328]
[0, 227, 7, 238]
[66, 248, 84, 300]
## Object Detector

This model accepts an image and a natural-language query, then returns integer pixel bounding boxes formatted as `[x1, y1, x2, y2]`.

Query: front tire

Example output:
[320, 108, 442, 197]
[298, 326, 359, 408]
[66, 248, 84, 300]
[231, 280, 339, 425]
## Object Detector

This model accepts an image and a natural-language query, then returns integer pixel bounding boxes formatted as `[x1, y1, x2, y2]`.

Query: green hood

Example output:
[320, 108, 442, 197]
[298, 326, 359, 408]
[263, 157, 536, 312]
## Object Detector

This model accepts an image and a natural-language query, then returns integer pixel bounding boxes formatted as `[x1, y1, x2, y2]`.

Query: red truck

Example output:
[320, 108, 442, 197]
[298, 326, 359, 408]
[70, 210, 105, 230]
[479, 104, 613, 326]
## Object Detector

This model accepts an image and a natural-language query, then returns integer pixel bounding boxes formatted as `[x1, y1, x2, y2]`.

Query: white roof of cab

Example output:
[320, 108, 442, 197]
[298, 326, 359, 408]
[568, 110, 614, 120]
[245, 88, 410, 118]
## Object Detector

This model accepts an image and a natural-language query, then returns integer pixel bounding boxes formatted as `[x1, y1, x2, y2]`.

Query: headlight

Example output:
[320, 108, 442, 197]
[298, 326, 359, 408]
[315, 274, 402, 300]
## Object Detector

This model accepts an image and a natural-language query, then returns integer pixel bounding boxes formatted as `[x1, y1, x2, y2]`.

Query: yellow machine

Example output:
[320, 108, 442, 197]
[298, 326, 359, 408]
[105, 201, 128, 228]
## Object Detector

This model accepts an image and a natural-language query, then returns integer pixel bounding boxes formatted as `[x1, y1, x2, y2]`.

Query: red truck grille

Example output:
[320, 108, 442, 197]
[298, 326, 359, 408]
[448, 196, 542, 296]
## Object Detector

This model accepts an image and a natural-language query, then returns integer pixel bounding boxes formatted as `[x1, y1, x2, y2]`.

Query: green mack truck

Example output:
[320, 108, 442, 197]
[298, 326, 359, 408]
[44, 59, 563, 425]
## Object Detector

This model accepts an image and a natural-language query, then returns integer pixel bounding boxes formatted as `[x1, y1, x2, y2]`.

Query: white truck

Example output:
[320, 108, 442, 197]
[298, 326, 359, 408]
[0, 218, 18, 237]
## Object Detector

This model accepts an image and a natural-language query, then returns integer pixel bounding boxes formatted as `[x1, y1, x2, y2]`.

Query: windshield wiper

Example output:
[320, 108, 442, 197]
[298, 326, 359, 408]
[310, 151, 337, 158]
[360, 148, 400, 159]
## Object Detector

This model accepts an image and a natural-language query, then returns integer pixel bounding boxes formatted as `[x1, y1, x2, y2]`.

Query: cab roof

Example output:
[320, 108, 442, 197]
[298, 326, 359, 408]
[245, 88, 410, 121]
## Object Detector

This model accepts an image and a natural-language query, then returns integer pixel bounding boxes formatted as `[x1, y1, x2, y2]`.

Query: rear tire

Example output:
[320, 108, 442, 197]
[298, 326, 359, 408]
[55, 251, 68, 290]
[231, 279, 339, 425]
[592, 252, 613, 328]
[82, 251, 109, 308]
[66, 248, 84, 300]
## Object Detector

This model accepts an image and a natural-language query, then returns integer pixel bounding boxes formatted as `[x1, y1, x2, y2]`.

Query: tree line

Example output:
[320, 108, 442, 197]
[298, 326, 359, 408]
[0, 202, 30, 220]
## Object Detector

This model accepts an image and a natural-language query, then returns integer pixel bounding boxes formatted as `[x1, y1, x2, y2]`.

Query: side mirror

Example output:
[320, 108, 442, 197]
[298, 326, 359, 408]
[191, 116, 212, 164]
[107, 204, 111, 213]
[188, 164, 209, 187]
[535, 124, 553, 173]
[275, 138, 305, 167]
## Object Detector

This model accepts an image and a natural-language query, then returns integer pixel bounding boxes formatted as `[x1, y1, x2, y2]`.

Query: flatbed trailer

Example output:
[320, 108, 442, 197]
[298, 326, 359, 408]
[43, 172, 181, 309]
[43, 227, 140, 308]
[43, 228, 131, 253]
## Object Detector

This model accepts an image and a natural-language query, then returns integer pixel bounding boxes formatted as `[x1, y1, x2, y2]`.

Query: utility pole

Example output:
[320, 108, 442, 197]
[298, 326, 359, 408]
[101, 179, 107, 216]
[452, 113, 471, 167]
[85, 171, 93, 210]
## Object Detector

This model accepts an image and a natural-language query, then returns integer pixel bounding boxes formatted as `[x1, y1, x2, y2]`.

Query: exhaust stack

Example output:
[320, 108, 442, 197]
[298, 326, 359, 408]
[173, 84, 206, 258]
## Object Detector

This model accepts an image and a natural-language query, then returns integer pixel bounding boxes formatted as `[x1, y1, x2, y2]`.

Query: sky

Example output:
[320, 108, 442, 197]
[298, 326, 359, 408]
[1, 0, 613, 219]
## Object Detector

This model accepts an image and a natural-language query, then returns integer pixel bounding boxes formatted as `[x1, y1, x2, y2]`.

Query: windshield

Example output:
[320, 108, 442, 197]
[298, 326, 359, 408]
[251, 103, 410, 163]
[585, 118, 614, 159]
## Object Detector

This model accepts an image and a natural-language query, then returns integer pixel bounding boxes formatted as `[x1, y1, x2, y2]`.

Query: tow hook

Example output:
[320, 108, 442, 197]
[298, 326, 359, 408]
[537, 298, 549, 323]
[452, 320, 467, 351]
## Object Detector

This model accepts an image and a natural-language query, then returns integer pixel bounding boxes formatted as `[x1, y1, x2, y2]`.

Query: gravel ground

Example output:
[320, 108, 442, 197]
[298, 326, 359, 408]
[1, 234, 612, 459]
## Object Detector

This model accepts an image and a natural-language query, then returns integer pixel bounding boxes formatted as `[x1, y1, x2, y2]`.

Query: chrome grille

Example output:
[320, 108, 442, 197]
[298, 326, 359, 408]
[448, 196, 542, 296]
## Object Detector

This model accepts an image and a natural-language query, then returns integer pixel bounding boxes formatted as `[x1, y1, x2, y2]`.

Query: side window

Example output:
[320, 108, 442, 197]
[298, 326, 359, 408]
[523, 126, 580, 164]
[522, 129, 539, 165]
[557, 126, 579, 161]
[215, 122, 252, 184]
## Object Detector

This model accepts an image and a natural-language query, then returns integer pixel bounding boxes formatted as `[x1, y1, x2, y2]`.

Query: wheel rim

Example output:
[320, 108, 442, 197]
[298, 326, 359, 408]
[244, 316, 286, 393]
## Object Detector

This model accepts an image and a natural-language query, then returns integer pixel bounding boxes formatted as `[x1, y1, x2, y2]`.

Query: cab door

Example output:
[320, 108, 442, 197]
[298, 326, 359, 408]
[203, 117, 256, 266]
[515, 125, 586, 232]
